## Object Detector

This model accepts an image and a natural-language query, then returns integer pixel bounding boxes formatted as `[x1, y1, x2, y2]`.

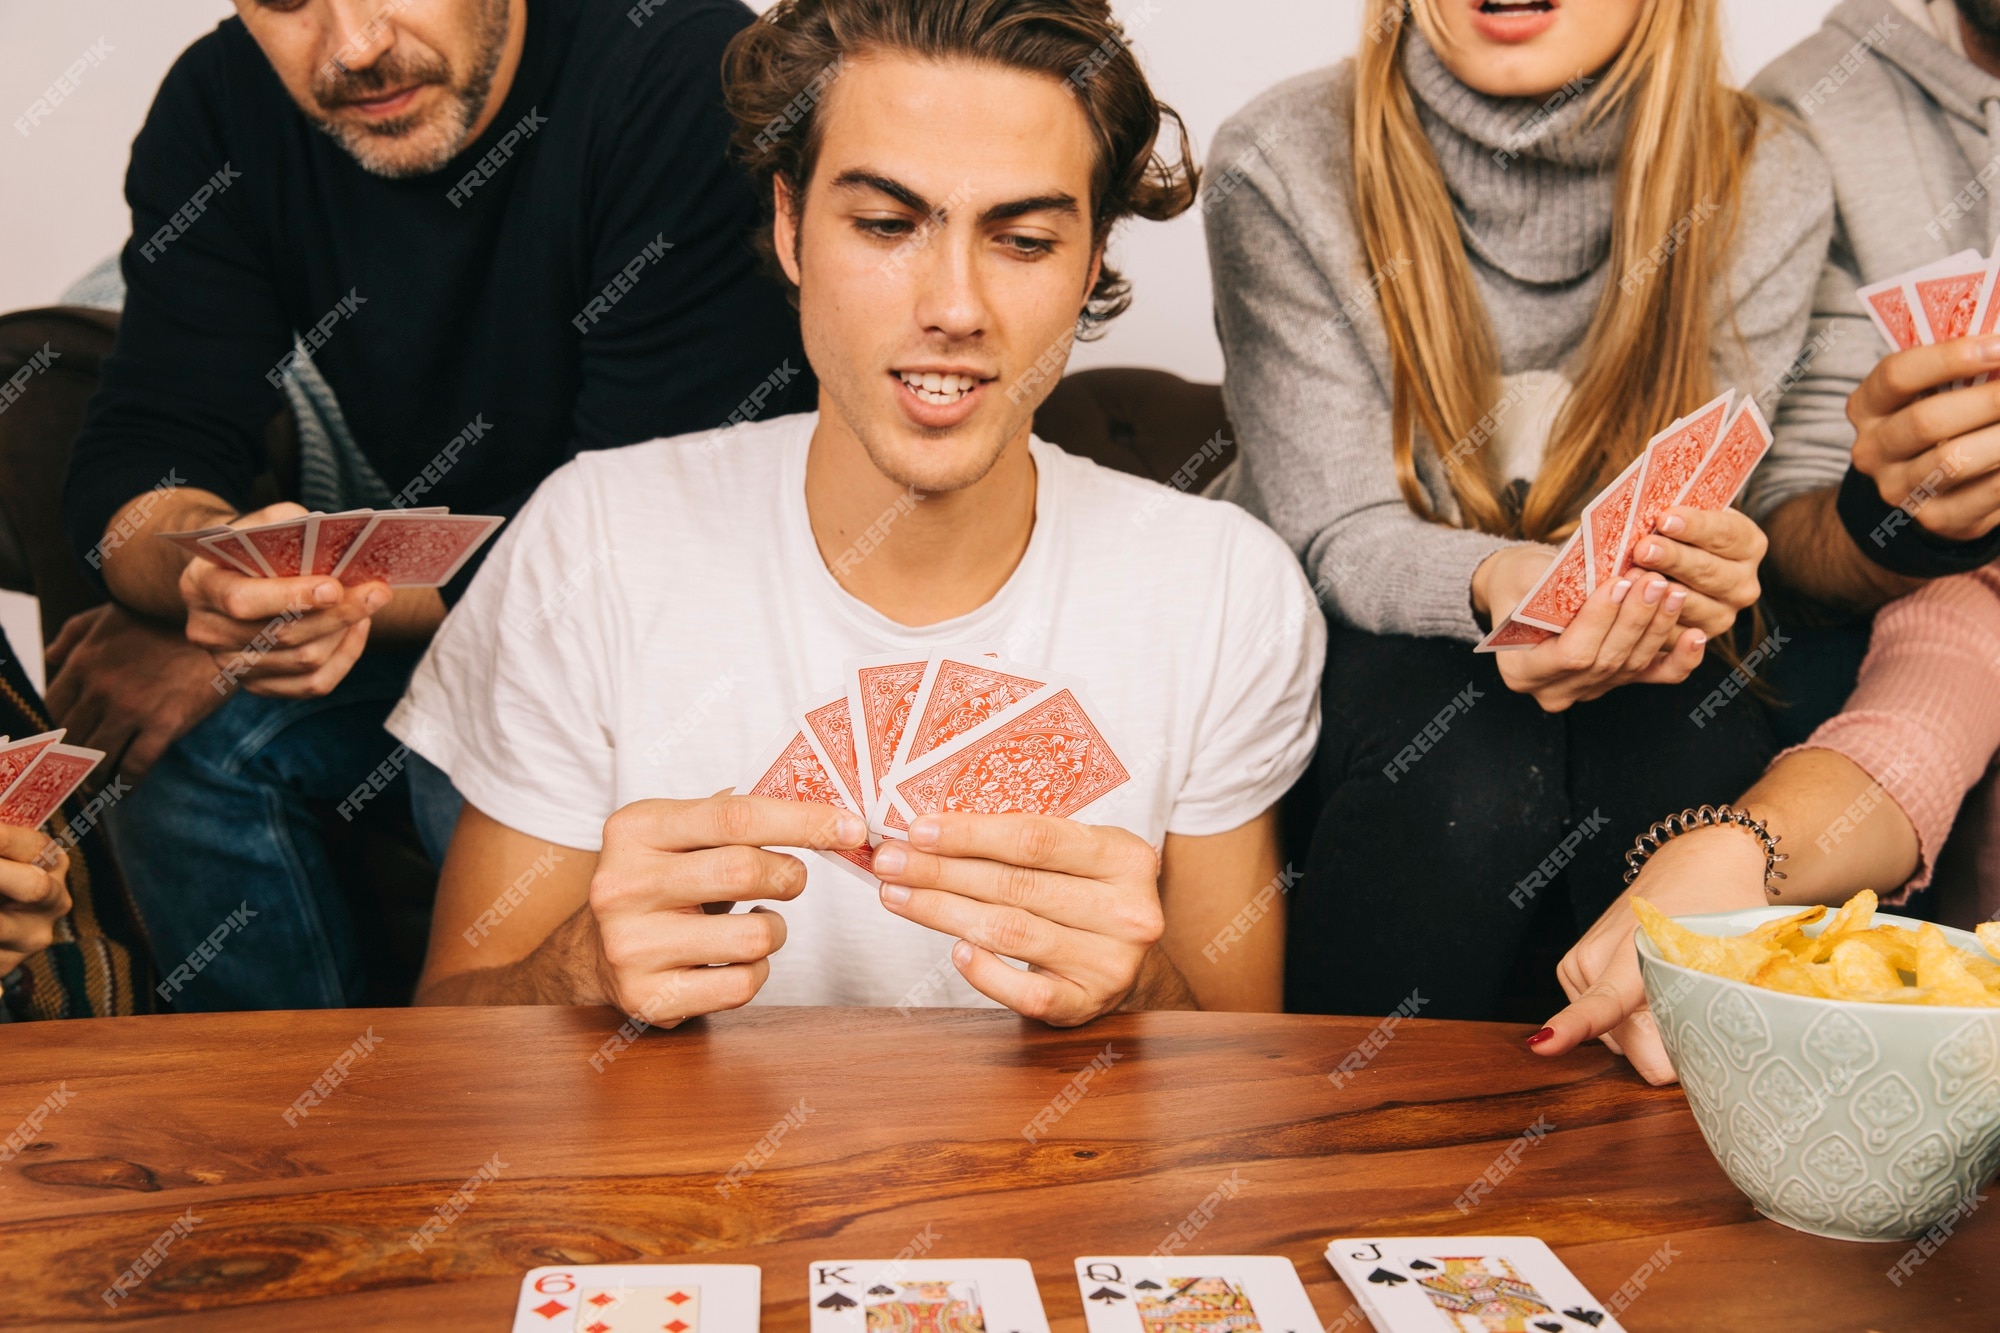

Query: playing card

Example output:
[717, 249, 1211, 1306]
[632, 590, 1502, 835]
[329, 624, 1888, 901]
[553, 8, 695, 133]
[798, 688, 867, 815]
[1325, 1238, 1624, 1333]
[809, 1258, 1050, 1333]
[159, 526, 238, 565]
[844, 651, 933, 828]
[1577, 455, 1643, 594]
[884, 683, 1130, 826]
[1676, 398, 1773, 514]
[306, 510, 377, 577]
[738, 726, 875, 883]
[893, 652, 1054, 776]
[509, 1263, 759, 1333]
[196, 529, 270, 577]
[1611, 390, 1733, 579]
[0, 731, 63, 802]
[237, 517, 310, 578]
[1074, 1256, 1318, 1333]
[1907, 258, 1989, 345]
[1857, 250, 1981, 352]
[0, 742, 103, 830]
[329, 512, 503, 587]
[1506, 532, 1588, 633]
[1472, 618, 1553, 653]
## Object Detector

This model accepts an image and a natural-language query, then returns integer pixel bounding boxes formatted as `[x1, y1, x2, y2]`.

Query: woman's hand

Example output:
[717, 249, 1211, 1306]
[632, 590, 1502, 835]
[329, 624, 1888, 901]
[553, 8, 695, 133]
[1476, 545, 1706, 713]
[1627, 506, 1767, 639]
[0, 826, 71, 976]
[1530, 825, 1770, 1084]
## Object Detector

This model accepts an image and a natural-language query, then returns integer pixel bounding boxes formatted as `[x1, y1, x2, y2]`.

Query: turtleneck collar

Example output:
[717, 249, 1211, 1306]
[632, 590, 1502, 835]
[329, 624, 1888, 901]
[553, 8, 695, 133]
[1399, 25, 1628, 287]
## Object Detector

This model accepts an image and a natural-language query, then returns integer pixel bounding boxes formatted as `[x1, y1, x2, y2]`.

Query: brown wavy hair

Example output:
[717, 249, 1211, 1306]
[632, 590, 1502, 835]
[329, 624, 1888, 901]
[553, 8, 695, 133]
[1353, 0, 1758, 539]
[723, 0, 1198, 336]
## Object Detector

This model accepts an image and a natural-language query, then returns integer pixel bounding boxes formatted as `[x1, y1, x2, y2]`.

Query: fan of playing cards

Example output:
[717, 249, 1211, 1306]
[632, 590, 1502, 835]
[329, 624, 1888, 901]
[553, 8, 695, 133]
[161, 508, 504, 588]
[1857, 244, 2000, 359]
[738, 646, 1132, 881]
[1477, 388, 1773, 652]
[0, 730, 105, 834]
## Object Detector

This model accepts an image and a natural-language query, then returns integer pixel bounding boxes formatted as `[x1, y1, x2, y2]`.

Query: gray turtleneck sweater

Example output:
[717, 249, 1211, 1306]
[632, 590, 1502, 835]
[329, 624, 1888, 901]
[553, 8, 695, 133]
[1205, 33, 1834, 641]
[1753, 0, 2000, 521]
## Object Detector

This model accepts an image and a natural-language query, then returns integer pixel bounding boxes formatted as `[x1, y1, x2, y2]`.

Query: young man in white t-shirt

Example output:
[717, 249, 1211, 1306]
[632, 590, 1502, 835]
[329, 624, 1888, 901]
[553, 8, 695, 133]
[390, 0, 1325, 1027]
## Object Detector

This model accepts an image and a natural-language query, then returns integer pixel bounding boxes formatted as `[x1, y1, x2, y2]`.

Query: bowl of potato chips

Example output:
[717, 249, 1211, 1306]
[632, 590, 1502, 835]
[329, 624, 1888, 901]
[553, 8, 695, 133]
[1633, 891, 2000, 1242]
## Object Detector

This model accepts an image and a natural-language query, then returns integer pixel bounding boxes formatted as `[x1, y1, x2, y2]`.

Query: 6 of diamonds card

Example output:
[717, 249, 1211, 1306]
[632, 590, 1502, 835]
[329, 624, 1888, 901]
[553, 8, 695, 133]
[1325, 1237, 1623, 1333]
[510, 1263, 759, 1333]
[809, 1258, 1050, 1333]
[1074, 1256, 1319, 1333]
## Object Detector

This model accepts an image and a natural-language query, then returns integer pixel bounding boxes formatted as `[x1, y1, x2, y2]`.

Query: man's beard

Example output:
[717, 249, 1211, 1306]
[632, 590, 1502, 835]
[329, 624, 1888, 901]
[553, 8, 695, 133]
[307, 0, 511, 179]
[1958, 0, 2000, 47]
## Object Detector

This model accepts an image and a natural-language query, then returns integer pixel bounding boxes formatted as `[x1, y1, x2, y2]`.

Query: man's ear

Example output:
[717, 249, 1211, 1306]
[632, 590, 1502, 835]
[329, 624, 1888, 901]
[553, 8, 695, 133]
[1084, 242, 1104, 311]
[773, 175, 803, 287]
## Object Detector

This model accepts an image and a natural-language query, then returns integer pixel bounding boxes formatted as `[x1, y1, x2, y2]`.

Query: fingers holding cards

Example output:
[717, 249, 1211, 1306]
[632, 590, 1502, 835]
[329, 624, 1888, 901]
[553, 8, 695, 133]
[163, 507, 502, 588]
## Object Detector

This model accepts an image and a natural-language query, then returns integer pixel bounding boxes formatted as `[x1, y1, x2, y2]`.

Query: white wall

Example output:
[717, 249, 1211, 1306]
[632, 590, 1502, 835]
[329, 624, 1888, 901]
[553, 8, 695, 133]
[0, 0, 1840, 381]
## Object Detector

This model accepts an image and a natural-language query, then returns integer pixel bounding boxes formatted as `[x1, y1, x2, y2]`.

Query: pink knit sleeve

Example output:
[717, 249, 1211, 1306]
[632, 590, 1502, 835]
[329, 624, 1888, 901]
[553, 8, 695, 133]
[1780, 568, 2000, 903]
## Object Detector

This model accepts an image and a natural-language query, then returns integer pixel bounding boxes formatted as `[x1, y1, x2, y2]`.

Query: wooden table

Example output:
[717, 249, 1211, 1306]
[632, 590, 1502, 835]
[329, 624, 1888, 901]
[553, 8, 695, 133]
[0, 1007, 1989, 1330]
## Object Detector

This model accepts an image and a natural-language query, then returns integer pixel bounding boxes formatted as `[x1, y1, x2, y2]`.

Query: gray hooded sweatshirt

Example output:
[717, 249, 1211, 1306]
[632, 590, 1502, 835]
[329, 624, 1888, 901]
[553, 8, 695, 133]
[1752, 0, 2000, 517]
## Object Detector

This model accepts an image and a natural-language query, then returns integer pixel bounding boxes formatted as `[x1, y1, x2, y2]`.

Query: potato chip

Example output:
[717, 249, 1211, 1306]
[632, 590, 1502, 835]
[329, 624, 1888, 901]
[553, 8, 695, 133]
[1829, 937, 1902, 994]
[1916, 924, 2000, 1008]
[1637, 891, 1999, 1006]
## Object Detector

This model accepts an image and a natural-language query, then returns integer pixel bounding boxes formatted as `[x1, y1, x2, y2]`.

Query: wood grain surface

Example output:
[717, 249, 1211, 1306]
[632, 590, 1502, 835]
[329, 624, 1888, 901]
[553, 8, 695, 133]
[0, 1006, 1989, 1330]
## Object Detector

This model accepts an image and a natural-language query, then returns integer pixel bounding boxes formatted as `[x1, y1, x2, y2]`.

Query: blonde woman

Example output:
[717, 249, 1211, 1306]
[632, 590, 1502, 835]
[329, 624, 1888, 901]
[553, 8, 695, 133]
[1206, 0, 1833, 1021]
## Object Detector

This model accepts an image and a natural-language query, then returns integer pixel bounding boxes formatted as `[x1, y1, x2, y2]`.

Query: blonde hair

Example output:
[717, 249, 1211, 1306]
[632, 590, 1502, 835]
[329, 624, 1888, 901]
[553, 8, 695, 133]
[1352, 0, 1758, 540]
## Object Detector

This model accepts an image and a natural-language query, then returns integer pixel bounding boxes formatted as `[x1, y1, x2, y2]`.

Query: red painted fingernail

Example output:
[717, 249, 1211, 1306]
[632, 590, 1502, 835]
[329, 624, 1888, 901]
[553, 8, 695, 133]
[1526, 1028, 1554, 1046]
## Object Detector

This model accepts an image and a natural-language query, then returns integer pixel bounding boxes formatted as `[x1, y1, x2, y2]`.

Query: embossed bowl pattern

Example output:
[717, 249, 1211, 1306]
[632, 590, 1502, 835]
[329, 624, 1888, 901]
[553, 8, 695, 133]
[1637, 907, 2000, 1243]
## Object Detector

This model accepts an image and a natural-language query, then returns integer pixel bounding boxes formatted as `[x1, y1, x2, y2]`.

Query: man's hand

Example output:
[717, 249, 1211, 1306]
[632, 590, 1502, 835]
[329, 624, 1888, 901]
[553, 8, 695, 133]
[0, 825, 70, 976]
[1627, 506, 1766, 638]
[579, 794, 868, 1022]
[1531, 826, 1770, 1084]
[44, 603, 231, 784]
[1478, 546, 1706, 713]
[179, 503, 390, 698]
[870, 812, 1166, 1026]
[1850, 335, 2000, 540]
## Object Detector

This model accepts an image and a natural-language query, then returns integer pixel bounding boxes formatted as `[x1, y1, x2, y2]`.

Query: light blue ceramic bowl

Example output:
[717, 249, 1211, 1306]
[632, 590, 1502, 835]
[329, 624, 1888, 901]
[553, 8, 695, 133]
[1636, 906, 2000, 1242]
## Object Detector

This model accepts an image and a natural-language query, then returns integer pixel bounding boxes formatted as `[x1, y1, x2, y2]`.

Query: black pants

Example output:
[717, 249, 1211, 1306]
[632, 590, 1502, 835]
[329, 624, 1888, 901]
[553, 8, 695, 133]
[1286, 624, 1778, 1023]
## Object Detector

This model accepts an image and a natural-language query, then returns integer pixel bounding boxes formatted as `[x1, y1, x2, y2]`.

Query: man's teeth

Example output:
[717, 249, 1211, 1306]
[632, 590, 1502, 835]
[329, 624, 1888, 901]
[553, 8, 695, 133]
[898, 371, 980, 404]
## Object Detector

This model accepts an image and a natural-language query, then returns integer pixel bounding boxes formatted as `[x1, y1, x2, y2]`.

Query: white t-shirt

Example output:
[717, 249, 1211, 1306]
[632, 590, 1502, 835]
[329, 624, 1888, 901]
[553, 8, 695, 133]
[388, 411, 1325, 1008]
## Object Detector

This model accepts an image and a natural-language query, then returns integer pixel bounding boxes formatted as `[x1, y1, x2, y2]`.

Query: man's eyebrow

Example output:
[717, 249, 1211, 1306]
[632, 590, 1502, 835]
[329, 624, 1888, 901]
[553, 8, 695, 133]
[829, 170, 932, 216]
[827, 172, 1081, 228]
[977, 193, 1081, 225]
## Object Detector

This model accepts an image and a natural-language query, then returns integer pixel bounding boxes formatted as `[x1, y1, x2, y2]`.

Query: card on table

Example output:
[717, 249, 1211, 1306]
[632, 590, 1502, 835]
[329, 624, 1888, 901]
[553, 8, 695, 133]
[0, 741, 104, 830]
[739, 724, 875, 883]
[884, 682, 1130, 826]
[1074, 1256, 1318, 1333]
[509, 1263, 759, 1333]
[1325, 1237, 1623, 1333]
[329, 511, 503, 587]
[844, 650, 936, 829]
[809, 1258, 1050, 1333]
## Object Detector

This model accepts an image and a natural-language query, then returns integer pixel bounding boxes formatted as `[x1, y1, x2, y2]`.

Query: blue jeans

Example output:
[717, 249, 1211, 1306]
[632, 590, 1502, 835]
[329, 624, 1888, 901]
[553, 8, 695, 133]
[105, 651, 464, 1011]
